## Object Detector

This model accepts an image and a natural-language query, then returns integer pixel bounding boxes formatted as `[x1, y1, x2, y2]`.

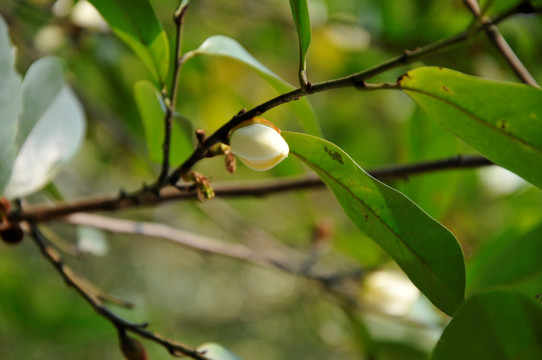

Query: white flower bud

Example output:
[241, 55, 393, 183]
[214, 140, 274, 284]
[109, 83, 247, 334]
[229, 120, 289, 171]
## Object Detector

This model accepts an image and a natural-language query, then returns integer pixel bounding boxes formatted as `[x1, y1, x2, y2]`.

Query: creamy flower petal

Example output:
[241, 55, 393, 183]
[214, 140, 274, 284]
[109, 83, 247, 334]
[229, 122, 289, 171]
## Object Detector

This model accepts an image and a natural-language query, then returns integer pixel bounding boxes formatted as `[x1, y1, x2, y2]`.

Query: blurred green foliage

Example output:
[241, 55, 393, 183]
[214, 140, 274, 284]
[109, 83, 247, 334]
[1, 0, 542, 359]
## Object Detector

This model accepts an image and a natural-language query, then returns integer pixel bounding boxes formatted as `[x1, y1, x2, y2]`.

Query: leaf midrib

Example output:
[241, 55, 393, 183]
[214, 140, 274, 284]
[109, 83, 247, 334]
[401, 87, 542, 154]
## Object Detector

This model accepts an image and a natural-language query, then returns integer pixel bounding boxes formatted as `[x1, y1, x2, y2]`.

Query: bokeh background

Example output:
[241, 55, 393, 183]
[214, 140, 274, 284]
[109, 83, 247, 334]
[1, 0, 542, 359]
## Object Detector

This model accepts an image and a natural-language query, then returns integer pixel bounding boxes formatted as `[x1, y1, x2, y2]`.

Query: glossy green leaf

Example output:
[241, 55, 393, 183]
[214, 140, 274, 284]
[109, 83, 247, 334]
[197, 343, 243, 360]
[399, 67, 542, 189]
[134, 80, 193, 164]
[187, 35, 321, 136]
[432, 289, 542, 360]
[289, 0, 311, 87]
[0, 16, 22, 195]
[4, 70, 85, 199]
[468, 223, 542, 292]
[88, 0, 169, 83]
[283, 131, 465, 316]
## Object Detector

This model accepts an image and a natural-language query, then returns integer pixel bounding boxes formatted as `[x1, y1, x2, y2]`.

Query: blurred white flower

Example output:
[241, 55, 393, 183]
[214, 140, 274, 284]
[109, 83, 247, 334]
[71, 0, 109, 31]
[34, 25, 67, 54]
[361, 270, 420, 316]
[229, 120, 289, 171]
[478, 166, 527, 196]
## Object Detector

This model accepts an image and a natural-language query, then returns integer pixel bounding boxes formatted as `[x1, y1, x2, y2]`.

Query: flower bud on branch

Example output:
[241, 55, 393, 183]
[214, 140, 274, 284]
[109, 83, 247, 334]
[228, 118, 289, 171]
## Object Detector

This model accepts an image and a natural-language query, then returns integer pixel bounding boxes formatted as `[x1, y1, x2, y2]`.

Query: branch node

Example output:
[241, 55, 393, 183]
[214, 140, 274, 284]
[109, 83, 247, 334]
[354, 79, 367, 90]
[399, 49, 411, 63]
[195, 129, 207, 144]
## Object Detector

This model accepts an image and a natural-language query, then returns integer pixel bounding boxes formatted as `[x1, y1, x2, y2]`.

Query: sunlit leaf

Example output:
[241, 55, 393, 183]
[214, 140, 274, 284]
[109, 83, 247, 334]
[187, 35, 321, 136]
[0, 16, 22, 195]
[197, 343, 243, 360]
[88, 0, 170, 83]
[134, 80, 193, 164]
[432, 289, 542, 360]
[289, 0, 311, 87]
[283, 131, 465, 316]
[399, 67, 542, 189]
[4, 84, 85, 199]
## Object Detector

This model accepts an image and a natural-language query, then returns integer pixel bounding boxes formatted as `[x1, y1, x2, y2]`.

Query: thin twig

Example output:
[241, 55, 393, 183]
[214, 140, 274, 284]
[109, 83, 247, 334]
[166, 3, 533, 184]
[9, 155, 493, 223]
[158, 2, 190, 185]
[464, 0, 540, 87]
[61, 213, 359, 285]
[63, 213, 292, 268]
[28, 223, 209, 360]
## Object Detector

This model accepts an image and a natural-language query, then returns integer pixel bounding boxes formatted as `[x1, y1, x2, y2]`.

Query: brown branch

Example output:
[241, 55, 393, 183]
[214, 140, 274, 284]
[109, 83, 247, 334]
[464, 0, 540, 87]
[166, 3, 533, 184]
[10, 155, 493, 224]
[28, 223, 210, 360]
[370, 154, 493, 180]
[158, 2, 190, 185]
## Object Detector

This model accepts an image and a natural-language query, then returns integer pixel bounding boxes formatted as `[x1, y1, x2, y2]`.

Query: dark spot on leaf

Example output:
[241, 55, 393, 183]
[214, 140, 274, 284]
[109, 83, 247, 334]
[364, 214, 369, 223]
[324, 146, 344, 164]
[442, 85, 450, 93]
[397, 72, 412, 84]
[497, 119, 508, 130]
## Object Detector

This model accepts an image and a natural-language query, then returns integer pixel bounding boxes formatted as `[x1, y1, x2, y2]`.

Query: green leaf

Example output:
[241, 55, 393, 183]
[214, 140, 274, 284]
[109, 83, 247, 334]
[197, 343, 243, 360]
[133, 80, 193, 164]
[282, 131, 465, 316]
[432, 289, 542, 360]
[187, 35, 321, 136]
[0, 16, 22, 195]
[397, 106, 463, 219]
[289, 0, 311, 88]
[4, 64, 85, 199]
[88, 0, 170, 83]
[399, 67, 542, 189]
[468, 223, 542, 292]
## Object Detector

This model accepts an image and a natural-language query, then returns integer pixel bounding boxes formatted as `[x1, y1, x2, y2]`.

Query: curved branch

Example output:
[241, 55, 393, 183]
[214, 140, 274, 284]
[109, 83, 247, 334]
[28, 223, 209, 360]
